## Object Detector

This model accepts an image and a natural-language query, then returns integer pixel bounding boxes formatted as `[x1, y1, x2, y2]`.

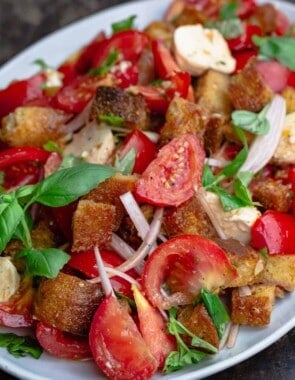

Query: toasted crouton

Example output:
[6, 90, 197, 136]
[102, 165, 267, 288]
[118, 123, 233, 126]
[177, 303, 219, 348]
[195, 69, 232, 117]
[34, 272, 102, 335]
[231, 284, 276, 326]
[229, 58, 273, 112]
[251, 4, 277, 34]
[1, 106, 70, 147]
[203, 114, 229, 155]
[259, 255, 295, 291]
[144, 21, 174, 49]
[90, 86, 150, 130]
[282, 87, 295, 113]
[160, 97, 204, 144]
[215, 239, 265, 288]
[173, 5, 209, 26]
[84, 173, 138, 230]
[163, 196, 217, 238]
[251, 178, 293, 212]
[72, 200, 116, 252]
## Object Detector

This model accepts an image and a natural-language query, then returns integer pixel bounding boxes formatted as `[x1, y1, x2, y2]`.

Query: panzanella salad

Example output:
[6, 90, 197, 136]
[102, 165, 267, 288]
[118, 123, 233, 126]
[0, 0, 295, 378]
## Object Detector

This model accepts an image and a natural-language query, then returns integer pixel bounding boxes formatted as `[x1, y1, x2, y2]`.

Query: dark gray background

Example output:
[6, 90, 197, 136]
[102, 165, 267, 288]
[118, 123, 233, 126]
[0, 0, 294, 379]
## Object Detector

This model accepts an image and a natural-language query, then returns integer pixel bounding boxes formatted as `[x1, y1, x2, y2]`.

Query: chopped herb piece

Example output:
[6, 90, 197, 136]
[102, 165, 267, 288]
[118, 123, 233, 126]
[232, 104, 270, 135]
[206, 18, 243, 39]
[0, 333, 42, 359]
[88, 50, 119, 76]
[219, 2, 238, 20]
[114, 148, 136, 175]
[112, 15, 136, 33]
[99, 112, 124, 126]
[43, 140, 63, 154]
[259, 247, 269, 260]
[33, 58, 50, 70]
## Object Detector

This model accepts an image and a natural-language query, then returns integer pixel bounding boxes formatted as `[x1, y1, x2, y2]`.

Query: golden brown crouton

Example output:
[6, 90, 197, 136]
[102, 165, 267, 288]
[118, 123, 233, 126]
[72, 200, 116, 252]
[203, 114, 228, 155]
[229, 59, 273, 112]
[34, 272, 102, 335]
[163, 196, 217, 239]
[231, 284, 276, 326]
[251, 4, 277, 34]
[195, 69, 232, 117]
[173, 5, 208, 26]
[177, 303, 220, 348]
[259, 255, 295, 291]
[282, 87, 295, 113]
[1, 106, 70, 147]
[251, 178, 293, 213]
[90, 86, 150, 130]
[215, 239, 265, 288]
[160, 97, 204, 144]
[144, 21, 174, 49]
[84, 173, 138, 230]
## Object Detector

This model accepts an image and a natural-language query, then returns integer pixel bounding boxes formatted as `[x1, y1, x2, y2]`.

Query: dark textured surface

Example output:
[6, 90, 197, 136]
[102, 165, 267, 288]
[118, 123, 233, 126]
[0, 0, 295, 379]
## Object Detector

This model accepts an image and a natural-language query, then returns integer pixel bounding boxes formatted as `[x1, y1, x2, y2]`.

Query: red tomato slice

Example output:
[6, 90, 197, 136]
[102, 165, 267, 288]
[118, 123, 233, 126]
[92, 30, 150, 69]
[227, 24, 262, 52]
[142, 235, 237, 310]
[89, 295, 158, 379]
[275, 9, 291, 36]
[36, 321, 91, 359]
[68, 249, 137, 298]
[135, 133, 205, 207]
[114, 63, 139, 89]
[251, 210, 295, 255]
[237, 0, 257, 19]
[0, 73, 45, 119]
[233, 49, 257, 73]
[132, 85, 169, 114]
[132, 285, 176, 369]
[118, 128, 157, 174]
[152, 39, 180, 79]
[256, 60, 290, 93]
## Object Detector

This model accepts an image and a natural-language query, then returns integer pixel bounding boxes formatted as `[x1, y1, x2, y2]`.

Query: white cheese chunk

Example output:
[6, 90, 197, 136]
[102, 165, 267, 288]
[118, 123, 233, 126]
[174, 24, 236, 76]
[0, 257, 20, 302]
[44, 68, 64, 89]
[63, 122, 115, 165]
[273, 112, 295, 165]
[204, 191, 261, 244]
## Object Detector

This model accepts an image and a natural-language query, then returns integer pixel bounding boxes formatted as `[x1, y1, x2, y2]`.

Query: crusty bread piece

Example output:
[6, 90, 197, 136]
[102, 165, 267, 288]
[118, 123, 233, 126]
[259, 255, 295, 291]
[282, 87, 295, 114]
[144, 21, 174, 49]
[34, 272, 102, 335]
[231, 284, 276, 326]
[1, 106, 70, 147]
[72, 200, 116, 252]
[177, 303, 220, 348]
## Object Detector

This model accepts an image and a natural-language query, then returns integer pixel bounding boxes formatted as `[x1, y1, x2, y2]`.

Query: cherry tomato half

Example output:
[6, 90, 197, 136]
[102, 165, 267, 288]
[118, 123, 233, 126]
[227, 24, 262, 52]
[135, 133, 205, 207]
[142, 235, 237, 310]
[251, 210, 295, 254]
[89, 295, 158, 379]
[233, 49, 257, 73]
[36, 321, 91, 359]
[118, 129, 157, 174]
[256, 60, 290, 93]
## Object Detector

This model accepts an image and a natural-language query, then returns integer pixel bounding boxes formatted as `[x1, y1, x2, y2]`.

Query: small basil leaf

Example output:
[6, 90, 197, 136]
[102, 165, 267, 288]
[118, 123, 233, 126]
[112, 15, 136, 33]
[202, 163, 216, 188]
[213, 186, 245, 211]
[206, 18, 243, 39]
[33, 58, 50, 71]
[220, 145, 248, 178]
[201, 288, 230, 339]
[30, 164, 116, 207]
[88, 50, 119, 76]
[0, 333, 42, 359]
[12, 212, 33, 246]
[233, 177, 253, 206]
[98, 112, 124, 126]
[59, 154, 85, 169]
[114, 148, 136, 175]
[232, 110, 258, 127]
[17, 247, 70, 278]
[43, 140, 63, 154]
[219, 2, 238, 20]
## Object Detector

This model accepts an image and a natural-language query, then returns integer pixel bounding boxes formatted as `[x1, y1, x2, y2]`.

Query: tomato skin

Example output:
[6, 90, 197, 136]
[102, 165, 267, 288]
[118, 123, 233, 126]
[132, 85, 169, 113]
[89, 295, 158, 380]
[0, 147, 50, 169]
[114, 64, 139, 89]
[36, 322, 91, 359]
[227, 24, 262, 52]
[275, 9, 291, 36]
[135, 133, 205, 207]
[233, 49, 257, 72]
[0, 73, 45, 119]
[237, 0, 257, 19]
[251, 210, 295, 255]
[256, 60, 290, 93]
[288, 166, 295, 192]
[118, 129, 157, 174]
[142, 235, 237, 310]
[68, 249, 137, 298]
[287, 71, 295, 88]
[52, 201, 77, 241]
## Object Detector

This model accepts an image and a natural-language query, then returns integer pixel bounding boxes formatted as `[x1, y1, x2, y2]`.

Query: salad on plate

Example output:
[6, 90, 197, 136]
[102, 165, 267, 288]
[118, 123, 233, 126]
[0, 0, 295, 379]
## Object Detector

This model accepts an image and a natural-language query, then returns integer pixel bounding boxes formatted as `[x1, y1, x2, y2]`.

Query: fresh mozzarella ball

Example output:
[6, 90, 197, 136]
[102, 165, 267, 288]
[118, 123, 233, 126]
[0, 257, 20, 302]
[174, 24, 236, 76]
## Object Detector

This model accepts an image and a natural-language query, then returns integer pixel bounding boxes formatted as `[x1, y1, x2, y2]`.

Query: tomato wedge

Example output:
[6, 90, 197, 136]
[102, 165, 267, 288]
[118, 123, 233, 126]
[142, 235, 237, 310]
[256, 60, 290, 93]
[135, 133, 205, 207]
[36, 322, 91, 359]
[89, 295, 158, 379]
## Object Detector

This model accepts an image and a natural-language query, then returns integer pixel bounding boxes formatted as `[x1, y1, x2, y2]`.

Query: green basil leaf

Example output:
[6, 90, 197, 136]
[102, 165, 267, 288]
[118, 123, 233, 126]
[259, 247, 269, 260]
[30, 164, 116, 207]
[0, 196, 24, 252]
[220, 145, 248, 178]
[12, 212, 33, 246]
[253, 35, 295, 70]
[98, 112, 124, 126]
[59, 154, 85, 169]
[164, 349, 207, 373]
[0, 333, 42, 359]
[232, 110, 258, 127]
[89, 50, 119, 76]
[213, 186, 245, 211]
[202, 163, 216, 188]
[114, 148, 136, 175]
[206, 18, 243, 39]
[233, 177, 253, 206]
[112, 15, 136, 33]
[43, 140, 63, 154]
[201, 288, 230, 339]
[219, 2, 238, 20]
[17, 247, 70, 278]
[33, 58, 50, 71]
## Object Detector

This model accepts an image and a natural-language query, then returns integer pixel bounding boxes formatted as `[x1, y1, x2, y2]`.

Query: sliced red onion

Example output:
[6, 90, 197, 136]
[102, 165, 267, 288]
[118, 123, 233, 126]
[93, 246, 114, 297]
[88, 266, 140, 287]
[238, 285, 252, 297]
[63, 101, 92, 135]
[238, 95, 286, 174]
[219, 322, 232, 350]
[226, 324, 239, 349]
[206, 157, 229, 168]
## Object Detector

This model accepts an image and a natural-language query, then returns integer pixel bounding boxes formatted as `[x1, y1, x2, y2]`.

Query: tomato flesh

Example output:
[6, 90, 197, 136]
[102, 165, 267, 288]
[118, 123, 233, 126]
[251, 210, 295, 254]
[256, 60, 290, 93]
[135, 133, 205, 207]
[142, 235, 237, 310]
[36, 321, 91, 359]
[89, 295, 158, 380]
[227, 24, 262, 52]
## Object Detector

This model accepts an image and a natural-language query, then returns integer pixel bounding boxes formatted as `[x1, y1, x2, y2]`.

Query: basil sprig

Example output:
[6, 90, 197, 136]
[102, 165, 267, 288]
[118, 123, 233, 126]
[253, 35, 295, 70]
[164, 308, 217, 373]
[0, 163, 116, 278]
[232, 104, 270, 135]
[0, 333, 42, 359]
[112, 15, 136, 33]
[88, 50, 119, 76]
